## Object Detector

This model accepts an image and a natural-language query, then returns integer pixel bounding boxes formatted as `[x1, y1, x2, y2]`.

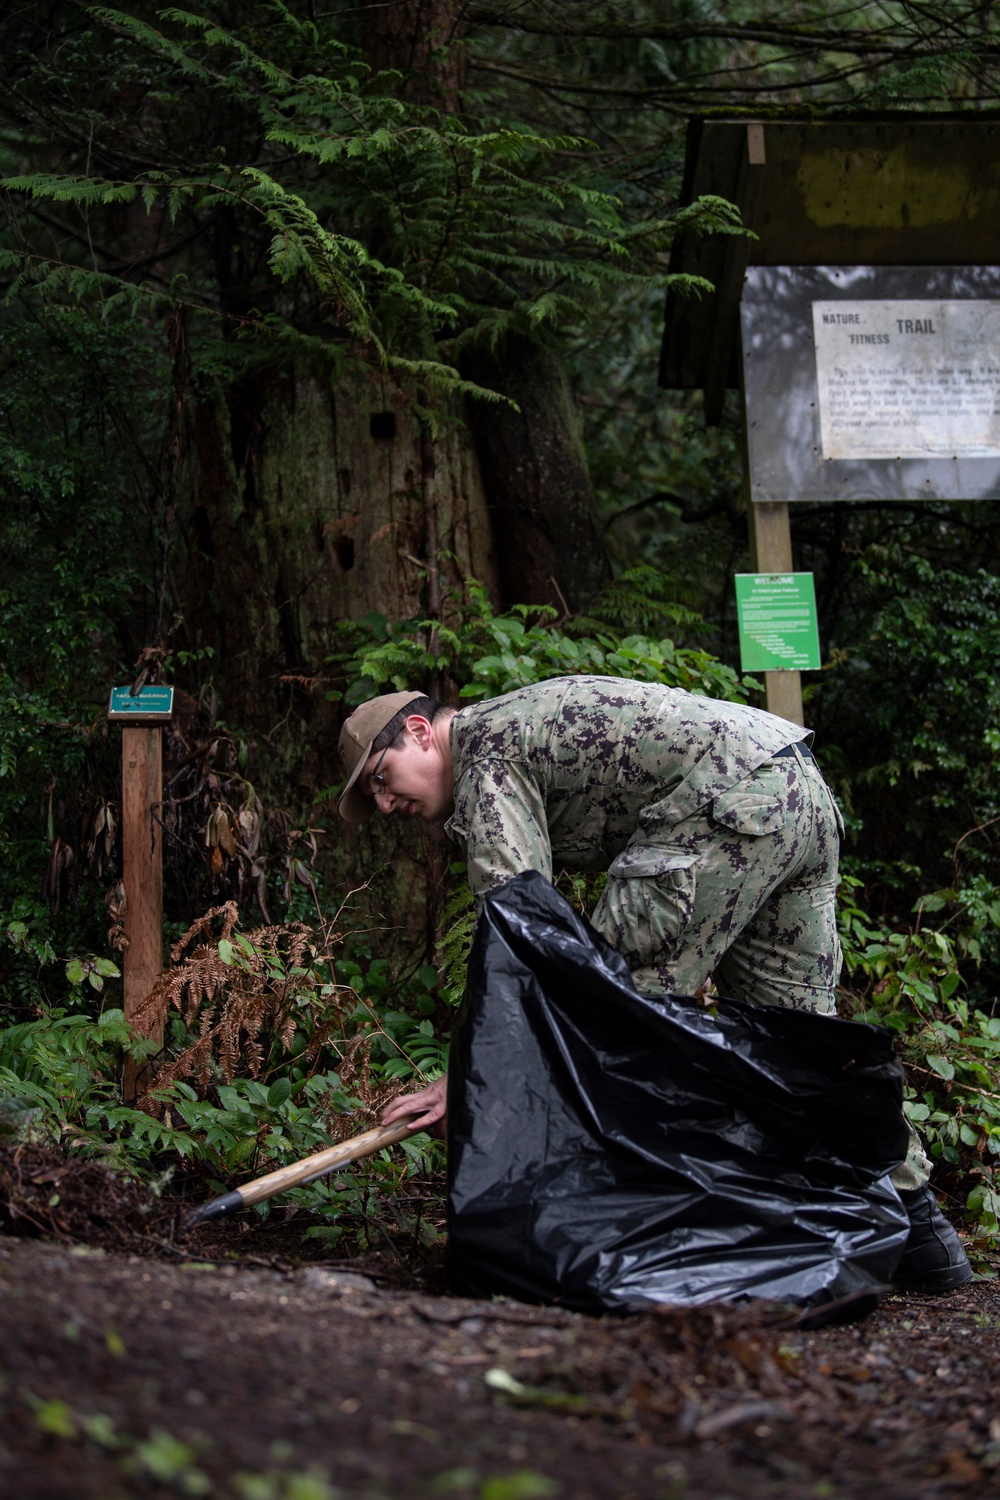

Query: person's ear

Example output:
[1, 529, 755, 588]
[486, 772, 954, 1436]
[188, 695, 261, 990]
[404, 713, 432, 748]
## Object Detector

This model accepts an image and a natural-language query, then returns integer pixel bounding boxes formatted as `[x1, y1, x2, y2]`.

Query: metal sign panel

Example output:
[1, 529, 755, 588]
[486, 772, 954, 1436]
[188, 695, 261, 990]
[741, 265, 1000, 503]
[108, 685, 174, 722]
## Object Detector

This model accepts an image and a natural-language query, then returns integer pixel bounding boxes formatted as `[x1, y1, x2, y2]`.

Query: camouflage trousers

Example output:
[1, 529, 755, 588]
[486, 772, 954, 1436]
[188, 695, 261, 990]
[591, 743, 930, 1190]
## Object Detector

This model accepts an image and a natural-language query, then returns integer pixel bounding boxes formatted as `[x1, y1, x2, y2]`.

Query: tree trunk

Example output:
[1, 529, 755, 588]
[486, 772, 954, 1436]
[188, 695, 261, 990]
[174, 355, 498, 961]
[361, 0, 465, 108]
[178, 358, 497, 745]
[462, 333, 612, 613]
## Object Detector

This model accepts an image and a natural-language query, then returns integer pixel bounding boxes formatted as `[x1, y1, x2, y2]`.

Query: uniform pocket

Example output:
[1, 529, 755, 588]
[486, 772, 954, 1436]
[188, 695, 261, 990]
[593, 846, 699, 970]
[826, 787, 846, 840]
[712, 775, 791, 837]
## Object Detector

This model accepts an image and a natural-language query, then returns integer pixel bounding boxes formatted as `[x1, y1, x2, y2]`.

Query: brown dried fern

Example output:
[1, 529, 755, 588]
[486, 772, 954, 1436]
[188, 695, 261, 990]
[130, 904, 356, 1110]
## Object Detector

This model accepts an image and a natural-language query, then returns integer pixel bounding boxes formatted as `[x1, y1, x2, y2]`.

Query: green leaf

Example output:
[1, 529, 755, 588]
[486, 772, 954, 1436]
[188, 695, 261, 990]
[266, 1077, 292, 1108]
[480, 1472, 559, 1500]
[34, 1400, 77, 1438]
[925, 1053, 956, 1081]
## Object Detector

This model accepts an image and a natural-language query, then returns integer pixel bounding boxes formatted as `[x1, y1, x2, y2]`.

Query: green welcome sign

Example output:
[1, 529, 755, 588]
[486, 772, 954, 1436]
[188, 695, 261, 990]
[735, 573, 821, 672]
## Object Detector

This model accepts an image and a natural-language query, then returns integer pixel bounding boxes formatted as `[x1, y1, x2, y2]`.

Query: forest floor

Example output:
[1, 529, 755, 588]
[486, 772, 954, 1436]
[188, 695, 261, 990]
[1, 1145, 999, 1500]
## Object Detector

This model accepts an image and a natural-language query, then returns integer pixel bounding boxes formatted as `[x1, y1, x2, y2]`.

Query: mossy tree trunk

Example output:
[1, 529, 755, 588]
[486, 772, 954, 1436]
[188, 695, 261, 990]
[174, 356, 499, 960]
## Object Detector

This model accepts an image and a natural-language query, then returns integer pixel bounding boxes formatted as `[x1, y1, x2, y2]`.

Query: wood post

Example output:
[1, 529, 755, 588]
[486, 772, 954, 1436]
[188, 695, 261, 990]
[121, 726, 164, 1100]
[747, 501, 804, 727]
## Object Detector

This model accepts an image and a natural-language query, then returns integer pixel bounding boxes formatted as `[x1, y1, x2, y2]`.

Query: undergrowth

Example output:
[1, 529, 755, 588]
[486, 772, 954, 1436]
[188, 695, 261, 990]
[839, 876, 1000, 1250]
[0, 899, 448, 1250]
[1, 570, 998, 1256]
[324, 571, 762, 712]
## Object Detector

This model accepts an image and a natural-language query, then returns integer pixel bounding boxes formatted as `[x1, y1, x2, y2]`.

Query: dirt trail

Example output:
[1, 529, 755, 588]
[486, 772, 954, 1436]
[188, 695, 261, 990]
[2, 1233, 999, 1499]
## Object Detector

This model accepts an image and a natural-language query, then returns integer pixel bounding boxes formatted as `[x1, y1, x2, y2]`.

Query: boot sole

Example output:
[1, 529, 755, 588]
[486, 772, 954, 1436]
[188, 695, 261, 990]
[893, 1262, 974, 1293]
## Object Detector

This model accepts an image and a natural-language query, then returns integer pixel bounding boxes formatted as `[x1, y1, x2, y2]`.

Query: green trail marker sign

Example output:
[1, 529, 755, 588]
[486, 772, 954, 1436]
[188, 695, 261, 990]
[735, 572, 821, 673]
[108, 685, 174, 722]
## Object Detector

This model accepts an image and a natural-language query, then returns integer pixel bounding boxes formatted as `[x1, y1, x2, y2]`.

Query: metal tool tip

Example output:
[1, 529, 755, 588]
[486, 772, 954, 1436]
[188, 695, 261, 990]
[182, 1190, 245, 1232]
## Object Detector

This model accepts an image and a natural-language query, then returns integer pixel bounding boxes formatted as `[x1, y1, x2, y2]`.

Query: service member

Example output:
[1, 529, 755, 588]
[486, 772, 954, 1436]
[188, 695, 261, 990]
[338, 677, 971, 1292]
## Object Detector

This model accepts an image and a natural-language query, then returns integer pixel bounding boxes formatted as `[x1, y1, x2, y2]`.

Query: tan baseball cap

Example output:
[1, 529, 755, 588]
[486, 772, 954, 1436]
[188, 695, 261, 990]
[337, 690, 425, 824]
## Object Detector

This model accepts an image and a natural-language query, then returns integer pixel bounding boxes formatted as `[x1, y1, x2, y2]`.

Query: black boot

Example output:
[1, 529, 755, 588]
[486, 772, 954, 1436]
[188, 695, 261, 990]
[895, 1184, 973, 1292]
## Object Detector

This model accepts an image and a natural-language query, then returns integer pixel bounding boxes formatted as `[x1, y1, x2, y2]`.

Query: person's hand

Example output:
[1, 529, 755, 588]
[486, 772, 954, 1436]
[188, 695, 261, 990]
[380, 1073, 447, 1138]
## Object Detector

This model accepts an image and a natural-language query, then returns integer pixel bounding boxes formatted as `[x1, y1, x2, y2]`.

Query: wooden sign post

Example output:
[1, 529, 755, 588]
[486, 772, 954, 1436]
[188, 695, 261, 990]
[109, 685, 173, 1100]
[747, 501, 803, 726]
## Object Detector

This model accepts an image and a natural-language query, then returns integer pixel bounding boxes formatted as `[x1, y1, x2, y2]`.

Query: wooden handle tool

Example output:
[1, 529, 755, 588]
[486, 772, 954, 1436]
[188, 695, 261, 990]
[182, 1118, 422, 1230]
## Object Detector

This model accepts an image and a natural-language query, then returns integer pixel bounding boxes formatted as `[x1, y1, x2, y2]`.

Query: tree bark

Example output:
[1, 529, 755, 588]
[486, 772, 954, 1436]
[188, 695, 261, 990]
[173, 356, 495, 961]
[462, 333, 612, 613]
[361, 0, 465, 108]
[177, 356, 498, 768]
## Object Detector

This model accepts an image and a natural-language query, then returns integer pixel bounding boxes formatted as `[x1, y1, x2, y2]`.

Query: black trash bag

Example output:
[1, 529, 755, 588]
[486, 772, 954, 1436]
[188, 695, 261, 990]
[446, 871, 911, 1317]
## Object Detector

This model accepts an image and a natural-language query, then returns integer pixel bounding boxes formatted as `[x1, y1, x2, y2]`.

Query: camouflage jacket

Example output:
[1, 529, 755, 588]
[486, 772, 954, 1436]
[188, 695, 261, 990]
[444, 676, 808, 898]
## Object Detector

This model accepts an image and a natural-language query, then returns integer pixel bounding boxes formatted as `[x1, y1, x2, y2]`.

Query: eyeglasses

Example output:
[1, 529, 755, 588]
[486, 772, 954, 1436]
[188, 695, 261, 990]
[367, 745, 389, 797]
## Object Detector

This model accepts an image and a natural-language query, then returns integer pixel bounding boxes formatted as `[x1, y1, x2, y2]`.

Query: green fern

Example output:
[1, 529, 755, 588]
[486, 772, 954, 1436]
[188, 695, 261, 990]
[435, 876, 477, 1010]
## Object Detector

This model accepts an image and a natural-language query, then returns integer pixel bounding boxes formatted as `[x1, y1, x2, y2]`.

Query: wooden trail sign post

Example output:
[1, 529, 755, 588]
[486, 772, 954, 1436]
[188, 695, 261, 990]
[109, 685, 174, 1100]
[660, 113, 1000, 725]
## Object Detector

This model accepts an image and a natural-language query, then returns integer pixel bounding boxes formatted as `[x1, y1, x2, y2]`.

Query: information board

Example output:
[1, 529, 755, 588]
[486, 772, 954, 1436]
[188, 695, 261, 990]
[735, 573, 821, 672]
[741, 266, 1000, 503]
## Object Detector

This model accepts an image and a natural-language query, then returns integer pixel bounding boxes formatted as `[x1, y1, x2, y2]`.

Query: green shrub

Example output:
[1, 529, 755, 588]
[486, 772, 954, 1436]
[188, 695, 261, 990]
[839, 876, 1000, 1249]
[327, 574, 760, 712]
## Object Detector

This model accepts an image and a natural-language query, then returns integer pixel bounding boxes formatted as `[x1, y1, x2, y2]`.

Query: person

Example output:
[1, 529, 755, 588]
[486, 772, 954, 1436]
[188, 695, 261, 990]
[338, 676, 971, 1292]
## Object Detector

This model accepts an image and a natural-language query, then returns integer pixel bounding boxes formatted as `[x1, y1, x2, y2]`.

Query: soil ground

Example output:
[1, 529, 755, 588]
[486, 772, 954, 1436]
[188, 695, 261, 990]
[1, 1150, 999, 1500]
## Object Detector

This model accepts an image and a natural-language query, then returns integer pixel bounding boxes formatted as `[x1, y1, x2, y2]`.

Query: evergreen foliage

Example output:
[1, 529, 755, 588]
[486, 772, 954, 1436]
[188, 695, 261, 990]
[2, 1, 736, 395]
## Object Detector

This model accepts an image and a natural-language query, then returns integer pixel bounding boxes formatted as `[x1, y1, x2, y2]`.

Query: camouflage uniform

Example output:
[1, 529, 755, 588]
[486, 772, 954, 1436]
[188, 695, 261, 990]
[444, 676, 929, 1188]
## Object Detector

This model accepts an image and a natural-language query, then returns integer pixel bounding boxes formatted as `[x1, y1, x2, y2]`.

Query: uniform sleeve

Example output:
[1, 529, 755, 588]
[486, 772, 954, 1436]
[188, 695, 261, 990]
[451, 760, 552, 898]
